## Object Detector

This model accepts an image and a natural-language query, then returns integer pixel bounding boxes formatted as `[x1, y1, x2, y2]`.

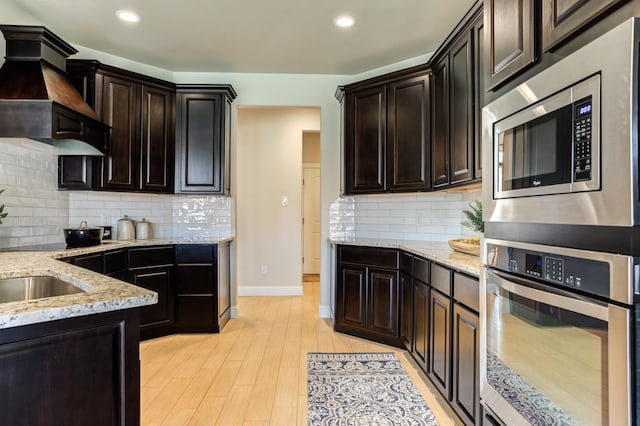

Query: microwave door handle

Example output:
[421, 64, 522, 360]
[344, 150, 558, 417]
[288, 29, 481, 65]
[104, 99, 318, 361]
[487, 269, 608, 321]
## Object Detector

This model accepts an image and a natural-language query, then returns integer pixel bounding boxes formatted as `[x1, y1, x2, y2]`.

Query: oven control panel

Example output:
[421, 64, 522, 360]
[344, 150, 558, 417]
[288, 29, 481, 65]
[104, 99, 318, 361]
[498, 245, 610, 299]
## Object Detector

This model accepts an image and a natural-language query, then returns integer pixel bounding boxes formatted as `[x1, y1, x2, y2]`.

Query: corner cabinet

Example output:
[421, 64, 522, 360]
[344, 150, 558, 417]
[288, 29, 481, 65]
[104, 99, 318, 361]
[341, 66, 430, 195]
[334, 245, 401, 346]
[175, 85, 237, 194]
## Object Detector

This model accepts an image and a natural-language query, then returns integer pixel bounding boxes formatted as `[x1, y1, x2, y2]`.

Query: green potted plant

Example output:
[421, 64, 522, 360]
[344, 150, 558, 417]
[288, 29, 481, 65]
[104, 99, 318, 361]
[461, 199, 483, 235]
[449, 200, 483, 256]
[0, 189, 7, 224]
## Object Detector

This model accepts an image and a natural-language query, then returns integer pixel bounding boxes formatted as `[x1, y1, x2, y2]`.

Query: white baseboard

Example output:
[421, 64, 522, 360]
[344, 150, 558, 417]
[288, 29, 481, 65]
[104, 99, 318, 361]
[318, 304, 332, 319]
[230, 305, 240, 318]
[237, 286, 303, 296]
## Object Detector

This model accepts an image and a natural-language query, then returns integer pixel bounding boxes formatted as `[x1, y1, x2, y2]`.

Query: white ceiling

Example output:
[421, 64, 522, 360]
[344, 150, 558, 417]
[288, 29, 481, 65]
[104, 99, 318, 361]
[9, 0, 476, 75]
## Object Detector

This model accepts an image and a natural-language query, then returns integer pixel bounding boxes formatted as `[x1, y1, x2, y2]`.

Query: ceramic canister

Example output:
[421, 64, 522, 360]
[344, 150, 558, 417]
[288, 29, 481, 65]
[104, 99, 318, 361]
[116, 215, 135, 240]
[135, 218, 151, 240]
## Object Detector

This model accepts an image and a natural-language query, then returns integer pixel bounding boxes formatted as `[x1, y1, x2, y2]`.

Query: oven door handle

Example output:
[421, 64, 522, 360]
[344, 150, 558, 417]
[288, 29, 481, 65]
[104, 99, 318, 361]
[487, 268, 609, 321]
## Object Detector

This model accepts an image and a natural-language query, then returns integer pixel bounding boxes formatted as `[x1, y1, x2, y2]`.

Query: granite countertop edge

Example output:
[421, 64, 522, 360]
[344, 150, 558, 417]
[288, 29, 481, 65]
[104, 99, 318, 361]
[329, 238, 481, 277]
[0, 237, 234, 329]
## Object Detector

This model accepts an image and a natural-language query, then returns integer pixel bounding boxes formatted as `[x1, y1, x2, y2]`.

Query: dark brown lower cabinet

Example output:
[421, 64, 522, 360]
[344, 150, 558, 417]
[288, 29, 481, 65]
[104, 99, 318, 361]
[452, 303, 480, 425]
[128, 246, 175, 340]
[367, 268, 399, 337]
[335, 264, 367, 330]
[130, 265, 174, 339]
[429, 289, 452, 399]
[217, 242, 231, 329]
[72, 252, 103, 272]
[174, 244, 230, 333]
[334, 245, 401, 346]
[0, 309, 140, 426]
[62, 243, 229, 340]
[400, 271, 414, 350]
[104, 248, 128, 280]
[413, 279, 429, 370]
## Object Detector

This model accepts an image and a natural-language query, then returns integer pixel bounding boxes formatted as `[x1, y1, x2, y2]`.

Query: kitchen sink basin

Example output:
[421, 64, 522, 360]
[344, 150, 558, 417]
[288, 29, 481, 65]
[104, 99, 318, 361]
[0, 276, 85, 303]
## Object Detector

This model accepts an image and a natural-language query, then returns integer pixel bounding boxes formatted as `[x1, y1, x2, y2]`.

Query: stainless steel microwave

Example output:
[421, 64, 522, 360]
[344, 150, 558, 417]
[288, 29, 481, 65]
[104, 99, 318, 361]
[483, 18, 640, 227]
[493, 74, 600, 199]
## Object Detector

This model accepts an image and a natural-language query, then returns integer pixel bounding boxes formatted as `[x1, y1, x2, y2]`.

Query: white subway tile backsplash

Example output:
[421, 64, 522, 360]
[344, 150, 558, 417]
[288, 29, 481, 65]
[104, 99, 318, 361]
[0, 139, 70, 248]
[328, 189, 483, 244]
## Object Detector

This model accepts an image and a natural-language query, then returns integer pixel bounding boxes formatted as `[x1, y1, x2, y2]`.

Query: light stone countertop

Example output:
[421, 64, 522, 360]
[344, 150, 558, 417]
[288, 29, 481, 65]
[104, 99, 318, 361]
[330, 238, 481, 277]
[0, 237, 234, 329]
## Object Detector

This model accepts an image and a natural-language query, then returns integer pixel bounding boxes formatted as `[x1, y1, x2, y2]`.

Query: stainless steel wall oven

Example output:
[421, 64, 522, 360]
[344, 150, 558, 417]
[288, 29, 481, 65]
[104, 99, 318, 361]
[481, 239, 636, 425]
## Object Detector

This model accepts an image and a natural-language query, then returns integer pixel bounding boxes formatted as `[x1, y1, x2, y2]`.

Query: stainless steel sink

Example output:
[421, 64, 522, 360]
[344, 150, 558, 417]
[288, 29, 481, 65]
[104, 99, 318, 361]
[0, 276, 85, 303]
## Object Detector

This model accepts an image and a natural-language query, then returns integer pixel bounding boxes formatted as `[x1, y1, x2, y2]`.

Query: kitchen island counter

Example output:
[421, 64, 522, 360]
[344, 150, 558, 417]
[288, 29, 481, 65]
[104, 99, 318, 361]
[0, 237, 233, 329]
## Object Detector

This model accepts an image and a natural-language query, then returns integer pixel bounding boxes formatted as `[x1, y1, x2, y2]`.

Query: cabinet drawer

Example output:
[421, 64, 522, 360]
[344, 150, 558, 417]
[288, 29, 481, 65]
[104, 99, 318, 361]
[431, 263, 452, 296]
[400, 252, 413, 274]
[73, 253, 103, 273]
[176, 245, 215, 263]
[454, 272, 479, 312]
[104, 249, 127, 274]
[414, 257, 429, 284]
[176, 265, 214, 294]
[339, 245, 399, 269]
[176, 295, 216, 332]
[129, 246, 174, 268]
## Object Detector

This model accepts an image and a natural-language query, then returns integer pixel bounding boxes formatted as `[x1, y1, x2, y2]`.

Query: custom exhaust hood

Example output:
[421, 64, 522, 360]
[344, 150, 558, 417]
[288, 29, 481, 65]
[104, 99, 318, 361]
[0, 25, 109, 155]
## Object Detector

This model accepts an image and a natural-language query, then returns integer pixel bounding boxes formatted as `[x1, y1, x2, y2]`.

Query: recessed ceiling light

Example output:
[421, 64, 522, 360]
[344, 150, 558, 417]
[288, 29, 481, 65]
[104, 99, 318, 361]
[334, 15, 355, 28]
[116, 10, 141, 23]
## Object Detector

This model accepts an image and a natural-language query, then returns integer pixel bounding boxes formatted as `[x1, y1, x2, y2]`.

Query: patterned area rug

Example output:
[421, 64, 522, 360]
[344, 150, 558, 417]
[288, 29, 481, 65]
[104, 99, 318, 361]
[307, 352, 439, 425]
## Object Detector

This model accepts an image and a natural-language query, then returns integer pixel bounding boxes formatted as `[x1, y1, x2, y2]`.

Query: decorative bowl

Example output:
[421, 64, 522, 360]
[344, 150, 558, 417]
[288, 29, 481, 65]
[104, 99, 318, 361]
[448, 238, 480, 256]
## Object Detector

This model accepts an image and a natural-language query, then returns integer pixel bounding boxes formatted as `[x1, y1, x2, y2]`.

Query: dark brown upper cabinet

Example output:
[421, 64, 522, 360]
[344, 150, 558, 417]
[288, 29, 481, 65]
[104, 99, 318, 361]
[431, 57, 450, 189]
[342, 66, 430, 195]
[542, 0, 629, 51]
[175, 85, 236, 194]
[431, 18, 478, 189]
[61, 60, 175, 193]
[387, 75, 430, 192]
[473, 18, 484, 179]
[449, 31, 474, 186]
[100, 74, 140, 191]
[140, 85, 175, 193]
[344, 85, 387, 194]
[485, 0, 537, 90]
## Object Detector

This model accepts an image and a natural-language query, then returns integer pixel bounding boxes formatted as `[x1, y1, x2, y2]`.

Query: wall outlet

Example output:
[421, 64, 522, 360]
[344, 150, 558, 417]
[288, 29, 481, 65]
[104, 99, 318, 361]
[260, 264, 268, 275]
[281, 196, 288, 207]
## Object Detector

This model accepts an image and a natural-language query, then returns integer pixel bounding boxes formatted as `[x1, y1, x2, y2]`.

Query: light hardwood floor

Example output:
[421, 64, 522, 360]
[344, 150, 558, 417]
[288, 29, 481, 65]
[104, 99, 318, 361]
[140, 280, 461, 425]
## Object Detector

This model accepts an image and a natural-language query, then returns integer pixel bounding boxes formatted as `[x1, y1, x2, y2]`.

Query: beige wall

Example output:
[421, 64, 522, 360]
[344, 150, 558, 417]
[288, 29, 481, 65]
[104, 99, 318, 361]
[236, 107, 320, 295]
[303, 131, 320, 164]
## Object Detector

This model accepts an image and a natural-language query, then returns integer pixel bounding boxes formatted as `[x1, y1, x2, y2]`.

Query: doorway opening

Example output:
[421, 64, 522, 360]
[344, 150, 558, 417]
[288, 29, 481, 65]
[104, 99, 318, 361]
[235, 107, 320, 296]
